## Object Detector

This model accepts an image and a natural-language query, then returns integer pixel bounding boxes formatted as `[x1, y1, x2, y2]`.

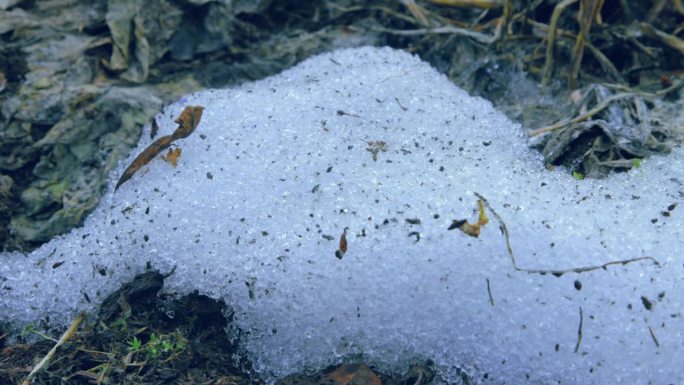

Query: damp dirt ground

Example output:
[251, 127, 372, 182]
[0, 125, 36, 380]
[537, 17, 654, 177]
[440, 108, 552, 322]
[0, 270, 443, 385]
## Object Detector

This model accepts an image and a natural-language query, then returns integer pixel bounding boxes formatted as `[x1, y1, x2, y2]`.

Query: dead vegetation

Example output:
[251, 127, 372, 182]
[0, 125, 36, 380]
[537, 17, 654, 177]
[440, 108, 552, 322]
[366, 0, 684, 178]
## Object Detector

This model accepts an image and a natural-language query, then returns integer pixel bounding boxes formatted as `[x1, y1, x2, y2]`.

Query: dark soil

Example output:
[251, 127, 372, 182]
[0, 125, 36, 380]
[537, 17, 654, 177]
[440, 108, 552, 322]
[0, 271, 443, 385]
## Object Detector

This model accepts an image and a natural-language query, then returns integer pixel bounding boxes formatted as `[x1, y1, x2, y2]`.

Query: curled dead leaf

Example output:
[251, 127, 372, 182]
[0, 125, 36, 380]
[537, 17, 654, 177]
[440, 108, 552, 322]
[448, 198, 489, 237]
[172, 105, 204, 140]
[115, 135, 173, 190]
[115, 105, 204, 190]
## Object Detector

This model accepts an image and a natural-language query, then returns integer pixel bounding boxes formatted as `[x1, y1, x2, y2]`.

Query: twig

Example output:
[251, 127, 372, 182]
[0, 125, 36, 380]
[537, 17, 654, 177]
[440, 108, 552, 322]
[486, 278, 495, 306]
[529, 76, 684, 136]
[648, 326, 660, 348]
[574, 306, 583, 353]
[529, 92, 637, 136]
[473, 192, 660, 275]
[22, 312, 85, 385]
[640, 22, 684, 55]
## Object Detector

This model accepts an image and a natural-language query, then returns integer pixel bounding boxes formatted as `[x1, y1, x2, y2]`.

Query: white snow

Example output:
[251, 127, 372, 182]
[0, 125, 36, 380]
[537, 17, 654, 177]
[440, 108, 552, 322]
[1, 46, 682, 384]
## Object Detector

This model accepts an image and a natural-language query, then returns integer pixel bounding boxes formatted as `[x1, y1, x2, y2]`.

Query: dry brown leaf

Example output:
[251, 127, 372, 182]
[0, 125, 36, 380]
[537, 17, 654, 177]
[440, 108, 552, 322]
[115, 135, 173, 190]
[115, 105, 204, 190]
[448, 198, 489, 237]
[335, 227, 348, 259]
[172, 105, 204, 140]
[162, 147, 182, 167]
[327, 363, 381, 385]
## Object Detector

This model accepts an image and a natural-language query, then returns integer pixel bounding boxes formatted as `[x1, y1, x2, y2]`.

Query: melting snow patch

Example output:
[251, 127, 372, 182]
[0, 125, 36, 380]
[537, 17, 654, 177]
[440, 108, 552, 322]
[1, 46, 682, 384]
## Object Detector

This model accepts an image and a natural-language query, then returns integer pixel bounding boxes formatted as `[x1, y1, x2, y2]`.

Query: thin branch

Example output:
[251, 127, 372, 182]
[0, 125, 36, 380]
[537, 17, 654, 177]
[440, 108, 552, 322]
[529, 76, 684, 136]
[473, 192, 660, 275]
[648, 326, 660, 348]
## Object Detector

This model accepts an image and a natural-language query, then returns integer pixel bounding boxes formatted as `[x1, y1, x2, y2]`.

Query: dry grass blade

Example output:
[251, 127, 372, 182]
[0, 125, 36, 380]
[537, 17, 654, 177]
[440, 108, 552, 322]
[374, 25, 497, 44]
[401, 0, 430, 26]
[531, 17, 619, 83]
[541, 0, 579, 88]
[115, 105, 204, 190]
[646, 0, 669, 22]
[529, 92, 637, 136]
[22, 312, 84, 385]
[676, 0, 684, 15]
[569, 0, 603, 89]
[640, 22, 684, 55]
[426, 0, 503, 9]
[530, 77, 684, 137]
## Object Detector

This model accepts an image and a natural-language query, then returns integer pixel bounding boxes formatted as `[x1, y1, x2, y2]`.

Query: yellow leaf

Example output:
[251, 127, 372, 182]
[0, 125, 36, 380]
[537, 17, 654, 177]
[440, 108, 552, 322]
[448, 198, 489, 237]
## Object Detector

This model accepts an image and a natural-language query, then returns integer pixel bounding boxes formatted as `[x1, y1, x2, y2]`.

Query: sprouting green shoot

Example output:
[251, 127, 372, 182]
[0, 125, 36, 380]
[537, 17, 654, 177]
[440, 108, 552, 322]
[128, 336, 142, 352]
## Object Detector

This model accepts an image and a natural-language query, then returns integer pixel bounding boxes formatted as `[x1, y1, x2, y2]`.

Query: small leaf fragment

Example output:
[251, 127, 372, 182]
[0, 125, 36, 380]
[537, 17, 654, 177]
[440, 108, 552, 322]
[335, 227, 348, 259]
[162, 147, 182, 167]
[448, 198, 489, 238]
